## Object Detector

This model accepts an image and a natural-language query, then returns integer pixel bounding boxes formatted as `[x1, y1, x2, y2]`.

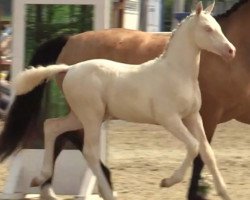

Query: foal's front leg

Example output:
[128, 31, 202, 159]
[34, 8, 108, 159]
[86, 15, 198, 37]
[31, 112, 82, 188]
[183, 113, 231, 200]
[160, 116, 199, 187]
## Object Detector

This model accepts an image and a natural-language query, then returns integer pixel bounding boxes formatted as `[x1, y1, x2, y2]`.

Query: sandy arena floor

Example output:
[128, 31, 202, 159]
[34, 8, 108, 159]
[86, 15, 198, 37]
[0, 119, 250, 200]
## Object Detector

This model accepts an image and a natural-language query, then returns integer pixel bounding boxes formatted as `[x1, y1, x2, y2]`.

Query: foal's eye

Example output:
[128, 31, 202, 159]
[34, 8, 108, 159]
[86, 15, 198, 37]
[204, 26, 213, 32]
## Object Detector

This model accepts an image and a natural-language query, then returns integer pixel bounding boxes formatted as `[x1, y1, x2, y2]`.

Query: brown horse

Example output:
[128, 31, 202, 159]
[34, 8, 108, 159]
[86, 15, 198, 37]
[0, 1, 249, 200]
[56, 2, 250, 197]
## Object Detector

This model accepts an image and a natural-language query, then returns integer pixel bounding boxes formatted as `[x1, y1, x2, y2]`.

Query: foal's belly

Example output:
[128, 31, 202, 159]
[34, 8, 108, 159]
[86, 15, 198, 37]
[107, 102, 157, 124]
[106, 86, 201, 124]
[106, 92, 157, 124]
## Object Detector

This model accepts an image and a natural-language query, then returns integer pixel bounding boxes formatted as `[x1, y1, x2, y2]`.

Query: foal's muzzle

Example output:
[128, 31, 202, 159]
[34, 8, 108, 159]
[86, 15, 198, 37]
[221, 43, 236, 61]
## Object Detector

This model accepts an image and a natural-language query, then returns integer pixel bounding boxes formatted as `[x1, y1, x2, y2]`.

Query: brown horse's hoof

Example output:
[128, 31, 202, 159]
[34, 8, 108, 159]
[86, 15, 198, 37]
[189, 195, 209, 200]
[30, 177, 41, 187]
[30, 176, 46, 187]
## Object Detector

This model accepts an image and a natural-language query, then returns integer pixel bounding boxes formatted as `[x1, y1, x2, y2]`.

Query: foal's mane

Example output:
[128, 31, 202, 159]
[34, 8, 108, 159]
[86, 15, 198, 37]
[159, 13, 195, 58]
[215, 0, 248, 20]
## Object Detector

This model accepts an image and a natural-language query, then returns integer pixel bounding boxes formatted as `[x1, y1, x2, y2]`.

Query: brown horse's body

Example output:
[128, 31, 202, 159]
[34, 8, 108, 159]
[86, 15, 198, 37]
[57, 12, 250, 131]
[53, 1, 250, 199]
[57, 28, 169, 64]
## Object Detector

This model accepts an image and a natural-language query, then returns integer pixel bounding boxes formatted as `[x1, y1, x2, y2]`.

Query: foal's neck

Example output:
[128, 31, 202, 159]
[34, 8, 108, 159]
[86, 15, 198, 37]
[161, 19, 201, 80]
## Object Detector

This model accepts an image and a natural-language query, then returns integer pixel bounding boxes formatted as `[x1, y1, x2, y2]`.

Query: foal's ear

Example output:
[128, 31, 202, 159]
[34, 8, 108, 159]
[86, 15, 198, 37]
[204, 1, 215, 14]
[196, 1, 203, 15]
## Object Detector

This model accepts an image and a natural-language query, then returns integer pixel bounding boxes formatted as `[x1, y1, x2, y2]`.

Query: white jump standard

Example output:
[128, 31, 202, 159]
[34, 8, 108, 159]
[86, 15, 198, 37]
[0, 0, 110, 199]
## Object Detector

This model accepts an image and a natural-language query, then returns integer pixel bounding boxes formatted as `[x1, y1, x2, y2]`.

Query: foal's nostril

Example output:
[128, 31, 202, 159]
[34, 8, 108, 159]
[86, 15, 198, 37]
[229, 48, 234, 55]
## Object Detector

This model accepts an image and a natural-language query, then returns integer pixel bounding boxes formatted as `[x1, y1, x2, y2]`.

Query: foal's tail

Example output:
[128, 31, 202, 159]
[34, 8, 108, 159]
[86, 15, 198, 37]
[0, 36, 69, 161]
[13, 65, 70, 95]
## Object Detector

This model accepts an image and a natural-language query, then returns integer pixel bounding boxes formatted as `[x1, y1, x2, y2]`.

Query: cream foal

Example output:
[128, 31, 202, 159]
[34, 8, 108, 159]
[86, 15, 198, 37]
[13, 2, 235, 200]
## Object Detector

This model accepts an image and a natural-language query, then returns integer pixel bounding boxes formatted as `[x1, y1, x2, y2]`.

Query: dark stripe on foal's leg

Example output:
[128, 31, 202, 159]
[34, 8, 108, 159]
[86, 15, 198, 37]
[41, 178, 53, 188]
[100, 161, 113, 189]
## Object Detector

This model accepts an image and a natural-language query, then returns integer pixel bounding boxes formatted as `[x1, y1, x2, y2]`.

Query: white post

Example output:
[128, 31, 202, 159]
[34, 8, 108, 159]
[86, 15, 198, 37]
[123, 0, 141, 30]
[1, 0, 110, 199]
[171, 0, 185, 29]
[145, 0, 162, 32]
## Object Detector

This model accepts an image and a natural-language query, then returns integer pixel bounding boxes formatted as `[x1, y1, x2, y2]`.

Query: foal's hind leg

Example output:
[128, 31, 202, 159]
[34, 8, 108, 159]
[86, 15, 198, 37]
[160, 116, 199, 187]
[40, 135, 66, 200]
[79, 117, 114, 200]
[31, 112, 82, 187]
[40, 130, 113, 199]
[66, 131, 113, 190]
[183, 113, 231, 200]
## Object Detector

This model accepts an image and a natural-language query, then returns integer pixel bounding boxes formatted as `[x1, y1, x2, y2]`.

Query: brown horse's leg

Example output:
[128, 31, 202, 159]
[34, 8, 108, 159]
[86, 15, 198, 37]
[235, 110, 250, 124]
[188, 106, 222, 200]
[40, 131, 69, 199]
[188, 134, 215, 200]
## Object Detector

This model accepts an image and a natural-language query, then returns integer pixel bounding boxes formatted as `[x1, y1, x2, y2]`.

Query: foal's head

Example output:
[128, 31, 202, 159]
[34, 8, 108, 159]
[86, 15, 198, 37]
[192, 1, 236, 61]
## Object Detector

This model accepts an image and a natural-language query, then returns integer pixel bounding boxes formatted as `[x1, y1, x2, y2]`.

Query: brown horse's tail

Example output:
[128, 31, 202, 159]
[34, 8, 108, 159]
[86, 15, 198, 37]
[0, 36, 69, 161]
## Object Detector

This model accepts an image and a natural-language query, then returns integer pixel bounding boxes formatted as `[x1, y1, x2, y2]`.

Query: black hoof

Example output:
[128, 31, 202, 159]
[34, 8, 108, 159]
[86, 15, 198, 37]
[188, 195, 209, 200]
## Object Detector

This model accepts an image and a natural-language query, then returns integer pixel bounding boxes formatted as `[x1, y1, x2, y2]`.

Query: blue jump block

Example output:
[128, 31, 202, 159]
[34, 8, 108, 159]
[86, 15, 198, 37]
[174, 12, 190, 22]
